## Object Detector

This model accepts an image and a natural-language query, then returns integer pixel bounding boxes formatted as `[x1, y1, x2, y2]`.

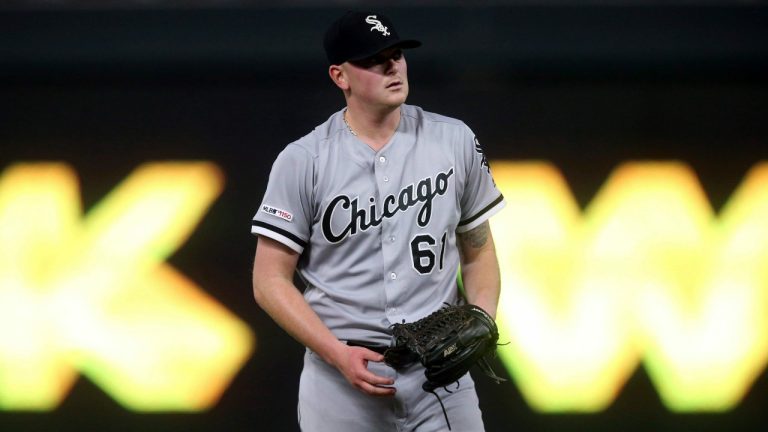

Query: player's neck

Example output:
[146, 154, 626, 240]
[344, 104, 401, 152]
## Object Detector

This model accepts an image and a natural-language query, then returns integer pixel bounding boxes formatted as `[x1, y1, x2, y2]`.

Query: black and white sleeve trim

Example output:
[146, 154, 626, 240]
[251, 220, 307, 254]
[457, 194, 505, 233]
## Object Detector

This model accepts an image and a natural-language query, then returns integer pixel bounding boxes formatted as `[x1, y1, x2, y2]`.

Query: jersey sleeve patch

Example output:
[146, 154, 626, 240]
[260, 204, 294, 222]
[474, 136, 491, 176]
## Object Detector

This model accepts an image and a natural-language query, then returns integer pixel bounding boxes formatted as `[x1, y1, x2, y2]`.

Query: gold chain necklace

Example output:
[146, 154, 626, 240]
[343, 109, 358, 136]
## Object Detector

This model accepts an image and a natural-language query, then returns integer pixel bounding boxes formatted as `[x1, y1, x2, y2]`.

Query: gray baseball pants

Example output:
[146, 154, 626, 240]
[298, 349, 485, 432]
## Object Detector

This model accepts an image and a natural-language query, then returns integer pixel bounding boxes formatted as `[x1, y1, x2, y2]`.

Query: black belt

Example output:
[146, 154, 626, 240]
[346, 340, 389, 355]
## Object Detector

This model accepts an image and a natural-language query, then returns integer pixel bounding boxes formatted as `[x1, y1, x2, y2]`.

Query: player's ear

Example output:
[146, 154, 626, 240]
[328, 65, 349, 90]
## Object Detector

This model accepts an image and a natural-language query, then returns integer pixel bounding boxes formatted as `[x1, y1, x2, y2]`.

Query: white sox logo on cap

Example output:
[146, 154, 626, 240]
[365, 15, 390, 36]
[323, 11, 420, 65]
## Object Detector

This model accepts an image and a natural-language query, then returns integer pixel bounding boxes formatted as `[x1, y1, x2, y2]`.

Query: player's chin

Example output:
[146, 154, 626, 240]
[384, 90, 408, 106]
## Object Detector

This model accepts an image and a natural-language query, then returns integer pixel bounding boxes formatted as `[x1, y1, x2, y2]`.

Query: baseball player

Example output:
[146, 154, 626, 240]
[251, 11, 505, 431]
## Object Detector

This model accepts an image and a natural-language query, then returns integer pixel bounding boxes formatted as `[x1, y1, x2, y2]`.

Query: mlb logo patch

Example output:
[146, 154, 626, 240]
[261, 204, 293, 222]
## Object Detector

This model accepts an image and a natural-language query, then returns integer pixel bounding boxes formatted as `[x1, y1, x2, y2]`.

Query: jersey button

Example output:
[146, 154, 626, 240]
[383, 176, 389, 182]
[379, 156, 387, 164]
[389, 236, 396, 242]
[390, 272, 397, 280]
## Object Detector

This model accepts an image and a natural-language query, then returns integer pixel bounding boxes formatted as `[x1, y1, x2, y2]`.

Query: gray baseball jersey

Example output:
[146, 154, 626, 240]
[252, 104, 505, 346]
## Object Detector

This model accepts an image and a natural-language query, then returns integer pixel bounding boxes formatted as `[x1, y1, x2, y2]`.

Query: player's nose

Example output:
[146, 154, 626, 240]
[385, 58, 400, 74]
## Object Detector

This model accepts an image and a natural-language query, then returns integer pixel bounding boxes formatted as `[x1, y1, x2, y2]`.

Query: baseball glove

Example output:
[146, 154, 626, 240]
[383, 303, 506, 429]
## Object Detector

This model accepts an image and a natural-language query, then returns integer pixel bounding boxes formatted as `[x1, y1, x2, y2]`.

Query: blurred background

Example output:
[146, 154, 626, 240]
[1, 0, 767, 431]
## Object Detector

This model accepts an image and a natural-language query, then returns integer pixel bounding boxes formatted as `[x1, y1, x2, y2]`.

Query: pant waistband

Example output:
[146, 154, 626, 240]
[345, 340, 389, 355]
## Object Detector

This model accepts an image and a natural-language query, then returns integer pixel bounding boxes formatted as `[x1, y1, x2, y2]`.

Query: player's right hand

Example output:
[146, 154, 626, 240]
[331, 344, 396, 397]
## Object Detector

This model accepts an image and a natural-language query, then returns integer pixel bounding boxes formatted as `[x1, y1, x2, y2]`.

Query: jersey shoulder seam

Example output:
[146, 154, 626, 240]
[289, 113, 348, 158]
[285, 136, 321, 160]
[404, 105, 467, 128]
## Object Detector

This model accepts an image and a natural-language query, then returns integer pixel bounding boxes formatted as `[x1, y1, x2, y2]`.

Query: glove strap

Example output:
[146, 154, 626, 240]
[426, 388, 452, 431]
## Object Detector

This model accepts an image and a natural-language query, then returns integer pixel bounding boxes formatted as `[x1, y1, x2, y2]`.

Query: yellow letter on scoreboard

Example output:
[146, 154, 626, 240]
[491, 161, 768, 412]
[0, 162, 255, 411]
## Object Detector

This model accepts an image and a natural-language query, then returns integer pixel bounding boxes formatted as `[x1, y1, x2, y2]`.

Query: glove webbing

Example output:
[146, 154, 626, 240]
[403, 306, 465, 356]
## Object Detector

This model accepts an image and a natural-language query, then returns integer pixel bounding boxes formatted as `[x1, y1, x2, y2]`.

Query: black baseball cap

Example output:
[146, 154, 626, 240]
[324, 11, 421, 65]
